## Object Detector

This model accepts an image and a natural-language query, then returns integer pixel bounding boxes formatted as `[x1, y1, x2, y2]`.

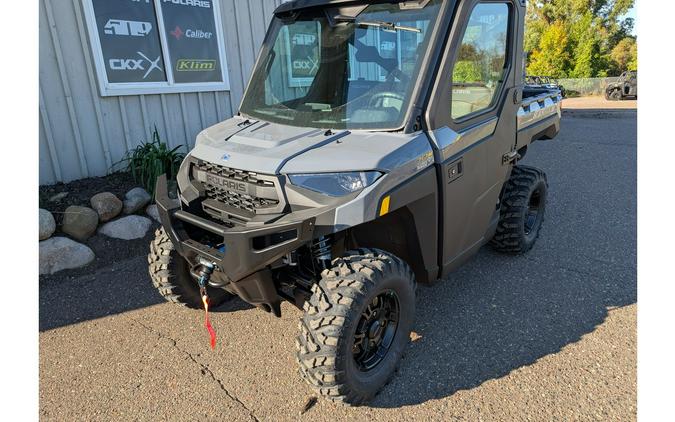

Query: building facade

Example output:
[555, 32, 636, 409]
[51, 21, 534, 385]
[39, 0, 285, 185]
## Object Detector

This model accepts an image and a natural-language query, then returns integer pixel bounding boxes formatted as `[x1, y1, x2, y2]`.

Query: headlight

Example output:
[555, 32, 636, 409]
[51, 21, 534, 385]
[288, 171, 383, 197]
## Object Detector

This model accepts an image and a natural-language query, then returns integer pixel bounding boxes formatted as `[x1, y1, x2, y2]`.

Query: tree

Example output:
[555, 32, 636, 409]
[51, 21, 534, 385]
[527, 21, 570, 78]
[525, 0, 636, 77]
[568, 12, 605, 77]
[453, 61, 482, 82]
[611, 37, 637, 71]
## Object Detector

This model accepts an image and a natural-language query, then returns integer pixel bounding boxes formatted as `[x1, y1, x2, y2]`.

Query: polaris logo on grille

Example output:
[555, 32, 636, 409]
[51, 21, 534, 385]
[204, 173, 247, 193]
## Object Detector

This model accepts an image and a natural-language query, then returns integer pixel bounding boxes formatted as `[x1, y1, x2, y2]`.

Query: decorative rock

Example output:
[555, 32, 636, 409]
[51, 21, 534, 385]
[123, 187, 152, 214]
[146, 204, 161, 223]
[90, 192, 123, 222]
[62, 206, 99, 241]
[99, 216, 152, 240]
[39, 237, 95, 275]
[39, 209, 56, 240]
[49, 192, 69, 202]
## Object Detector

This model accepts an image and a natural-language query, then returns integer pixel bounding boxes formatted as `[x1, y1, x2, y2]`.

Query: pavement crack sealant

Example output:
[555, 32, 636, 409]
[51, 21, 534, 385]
[128, 316, 261, 422]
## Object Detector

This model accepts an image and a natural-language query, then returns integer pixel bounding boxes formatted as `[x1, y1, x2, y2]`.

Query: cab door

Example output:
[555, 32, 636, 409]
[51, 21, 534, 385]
[425, 0, 523, 276]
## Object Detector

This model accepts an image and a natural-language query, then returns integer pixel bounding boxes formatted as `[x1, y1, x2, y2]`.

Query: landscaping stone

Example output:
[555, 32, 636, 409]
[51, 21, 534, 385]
[62, 206, 99, 241]
[90, 192, 123, 222]
[39, 208, 56, 240]
[123, 187, 152, 214]
[146, 204, 161, 223]
[39, 237, 95, 275]
[49, 192, 69, 202]
[98, 215, 152, 240]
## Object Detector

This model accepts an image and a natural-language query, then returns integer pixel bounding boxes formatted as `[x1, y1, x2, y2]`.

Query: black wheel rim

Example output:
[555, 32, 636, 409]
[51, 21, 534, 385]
[352, 290, 400, 371]
[524, 187, 543, 236]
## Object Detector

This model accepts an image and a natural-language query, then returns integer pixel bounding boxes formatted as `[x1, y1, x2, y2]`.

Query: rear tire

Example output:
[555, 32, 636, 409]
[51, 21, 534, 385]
[491, 165, 548, 254]
[296, 249, 416, 405]
[148, 228, 230, 309]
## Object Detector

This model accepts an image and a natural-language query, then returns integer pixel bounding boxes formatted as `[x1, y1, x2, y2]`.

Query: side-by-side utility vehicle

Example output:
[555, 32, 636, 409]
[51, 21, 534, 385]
[605, 70, 637, 101]
[149, 0, 561, 405]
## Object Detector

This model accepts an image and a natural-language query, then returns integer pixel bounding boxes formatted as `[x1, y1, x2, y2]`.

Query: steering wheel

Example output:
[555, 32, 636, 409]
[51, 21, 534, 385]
[368, 91, 405, 109]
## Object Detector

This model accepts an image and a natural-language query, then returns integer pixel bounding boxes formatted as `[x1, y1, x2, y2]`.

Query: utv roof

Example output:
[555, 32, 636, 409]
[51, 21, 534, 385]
[274, 0, 524, 14]
[274, 0, 430, 14]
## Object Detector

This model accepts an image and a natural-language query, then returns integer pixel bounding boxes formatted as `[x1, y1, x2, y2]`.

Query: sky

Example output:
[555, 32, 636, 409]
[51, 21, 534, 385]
[624, 6, 637, 35]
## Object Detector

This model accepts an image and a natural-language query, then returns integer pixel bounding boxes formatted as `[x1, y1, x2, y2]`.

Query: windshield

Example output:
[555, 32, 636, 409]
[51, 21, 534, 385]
[239, 1, 443, 130]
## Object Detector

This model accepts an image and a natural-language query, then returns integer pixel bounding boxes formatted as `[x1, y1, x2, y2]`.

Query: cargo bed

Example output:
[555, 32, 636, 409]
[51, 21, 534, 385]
[517, 87, 563, 149]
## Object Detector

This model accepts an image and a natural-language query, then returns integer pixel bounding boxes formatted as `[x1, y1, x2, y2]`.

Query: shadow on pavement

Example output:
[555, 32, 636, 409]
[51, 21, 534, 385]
[370, 247, 636, 408]
[39, 256, 253, 331]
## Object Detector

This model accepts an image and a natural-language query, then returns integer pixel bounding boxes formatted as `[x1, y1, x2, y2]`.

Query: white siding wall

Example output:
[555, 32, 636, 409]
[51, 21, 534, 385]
[39, 0, 286, 185]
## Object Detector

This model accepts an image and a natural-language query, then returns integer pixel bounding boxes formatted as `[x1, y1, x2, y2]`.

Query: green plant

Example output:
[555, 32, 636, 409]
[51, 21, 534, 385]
[121, 126, 185, 196]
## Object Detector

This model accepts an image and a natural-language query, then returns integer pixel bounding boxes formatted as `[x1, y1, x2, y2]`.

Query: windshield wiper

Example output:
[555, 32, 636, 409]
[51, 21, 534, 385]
[334, 15, 421, 33]
[357, 20, 421, 33]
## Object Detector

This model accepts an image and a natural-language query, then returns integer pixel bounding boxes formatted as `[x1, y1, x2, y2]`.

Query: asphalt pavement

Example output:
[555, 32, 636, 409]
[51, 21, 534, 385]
[40, 98, 637, 421]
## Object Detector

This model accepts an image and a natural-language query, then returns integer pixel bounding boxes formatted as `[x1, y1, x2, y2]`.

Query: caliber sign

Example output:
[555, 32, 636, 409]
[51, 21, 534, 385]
[160, 0, 223, 83]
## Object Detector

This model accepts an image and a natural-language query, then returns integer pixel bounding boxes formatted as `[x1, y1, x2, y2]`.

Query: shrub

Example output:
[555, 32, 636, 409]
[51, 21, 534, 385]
[120, 126, 185, 196]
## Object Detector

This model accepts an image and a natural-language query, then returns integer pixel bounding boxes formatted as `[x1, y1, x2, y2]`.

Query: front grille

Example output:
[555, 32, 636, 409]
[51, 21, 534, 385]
[203, 185, 279, 213]
[194, 162, 280, 214]
[196, 162, 274, 187]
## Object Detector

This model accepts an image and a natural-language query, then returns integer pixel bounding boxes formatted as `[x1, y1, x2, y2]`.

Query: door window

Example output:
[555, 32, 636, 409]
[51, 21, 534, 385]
[451, 3, 509, 119]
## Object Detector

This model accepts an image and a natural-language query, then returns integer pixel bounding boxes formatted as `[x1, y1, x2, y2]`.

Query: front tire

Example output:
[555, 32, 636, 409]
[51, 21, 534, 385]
[148, 228, 230, 309]
[491, 165, 548, 254]
[296, 249, 416, 405]
[607, 88, 622, 101]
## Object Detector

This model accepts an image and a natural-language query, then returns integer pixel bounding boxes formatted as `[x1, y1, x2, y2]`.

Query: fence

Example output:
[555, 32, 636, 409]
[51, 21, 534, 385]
[556, 77, 620, 97]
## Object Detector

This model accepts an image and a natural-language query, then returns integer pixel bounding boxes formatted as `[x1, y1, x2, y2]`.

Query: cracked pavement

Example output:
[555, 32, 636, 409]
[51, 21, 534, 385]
[40, 100, 636, 421]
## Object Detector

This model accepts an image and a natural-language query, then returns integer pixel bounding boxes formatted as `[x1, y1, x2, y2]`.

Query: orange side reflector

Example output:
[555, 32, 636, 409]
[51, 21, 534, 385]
[380, 196, 391, 217]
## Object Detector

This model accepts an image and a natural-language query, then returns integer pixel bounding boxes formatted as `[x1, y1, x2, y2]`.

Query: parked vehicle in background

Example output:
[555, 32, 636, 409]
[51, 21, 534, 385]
[149, 0, 562, 405]
[526, 75, 566, 98]
[605, 71, 637, 101]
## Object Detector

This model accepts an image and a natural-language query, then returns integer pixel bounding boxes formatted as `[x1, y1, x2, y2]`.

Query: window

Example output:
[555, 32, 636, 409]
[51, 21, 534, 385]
[240, 1, 443, 130]
[83, 0, 230, 96]
[451, 3, 509, 119]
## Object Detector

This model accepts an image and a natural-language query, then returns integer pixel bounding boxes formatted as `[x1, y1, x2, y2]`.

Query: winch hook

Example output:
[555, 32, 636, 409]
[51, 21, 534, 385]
[197, 259, 216, 294]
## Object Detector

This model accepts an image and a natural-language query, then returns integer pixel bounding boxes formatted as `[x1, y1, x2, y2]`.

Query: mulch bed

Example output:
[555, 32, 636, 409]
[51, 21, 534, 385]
[39, 172, 138, 225]
[39, 171, 159, 283]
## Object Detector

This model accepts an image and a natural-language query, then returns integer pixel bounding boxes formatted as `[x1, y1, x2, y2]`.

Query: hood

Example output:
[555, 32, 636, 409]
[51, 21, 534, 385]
[189, 116, 431, 175]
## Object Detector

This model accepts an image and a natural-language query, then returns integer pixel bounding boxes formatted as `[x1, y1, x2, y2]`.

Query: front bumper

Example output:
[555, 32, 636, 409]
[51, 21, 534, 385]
[155, 174, 316, 314]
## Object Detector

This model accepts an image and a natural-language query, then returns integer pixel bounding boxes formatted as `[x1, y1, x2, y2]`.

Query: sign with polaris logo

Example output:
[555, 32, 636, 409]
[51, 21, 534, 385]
[162, 0, 211, 8]
[160, 0, 222, 83]
[91, 0, 166, 83]
[201, 173, 248, 194]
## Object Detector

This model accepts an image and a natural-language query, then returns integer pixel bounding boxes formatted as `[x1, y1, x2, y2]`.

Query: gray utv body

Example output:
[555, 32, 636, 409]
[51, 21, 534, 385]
[150, 0, 562, 404]
[151, 0, 561, 405]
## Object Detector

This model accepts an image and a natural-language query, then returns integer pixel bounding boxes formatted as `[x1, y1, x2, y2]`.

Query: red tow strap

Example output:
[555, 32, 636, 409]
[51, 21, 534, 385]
[202, 294, 217, 350]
